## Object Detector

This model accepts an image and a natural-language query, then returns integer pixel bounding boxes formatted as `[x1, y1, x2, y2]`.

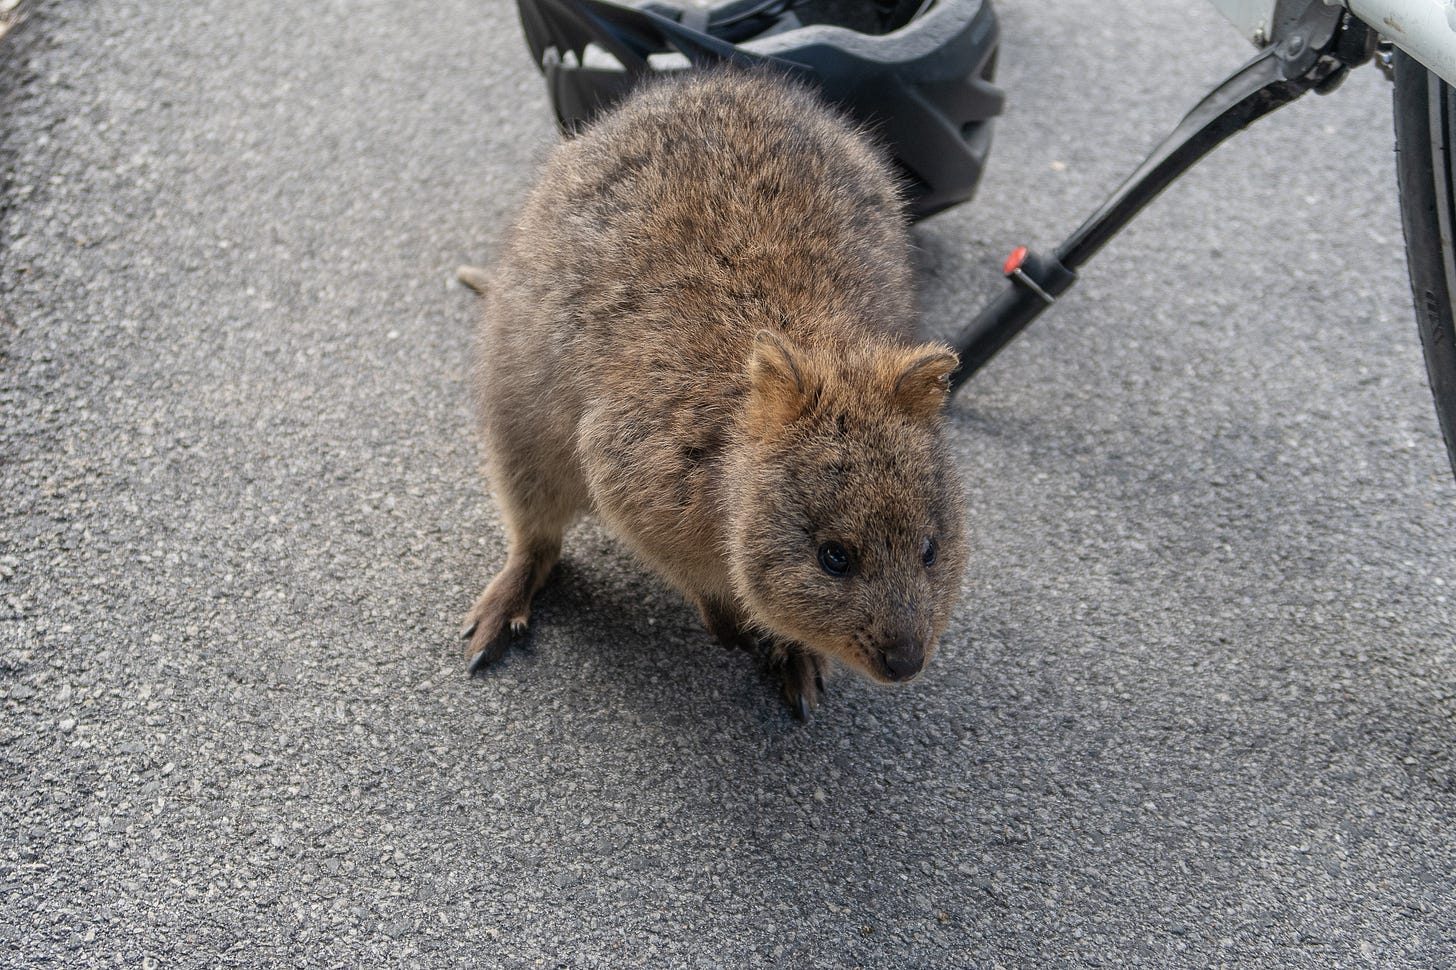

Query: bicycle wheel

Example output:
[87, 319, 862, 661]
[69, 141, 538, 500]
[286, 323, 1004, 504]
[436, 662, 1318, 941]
[1393, 50, 1456, 481]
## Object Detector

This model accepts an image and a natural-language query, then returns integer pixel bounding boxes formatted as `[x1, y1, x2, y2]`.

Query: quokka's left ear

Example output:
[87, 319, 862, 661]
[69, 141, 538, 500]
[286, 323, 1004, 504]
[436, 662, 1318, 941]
[746, 329, 813, 433]
[887, 344, 959, 420]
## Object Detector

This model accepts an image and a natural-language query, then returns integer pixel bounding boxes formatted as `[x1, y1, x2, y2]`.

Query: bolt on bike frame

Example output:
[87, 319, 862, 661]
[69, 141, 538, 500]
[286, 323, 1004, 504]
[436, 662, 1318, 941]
[1215, 0, 1456, 87]
[948, 2, 1377, 391]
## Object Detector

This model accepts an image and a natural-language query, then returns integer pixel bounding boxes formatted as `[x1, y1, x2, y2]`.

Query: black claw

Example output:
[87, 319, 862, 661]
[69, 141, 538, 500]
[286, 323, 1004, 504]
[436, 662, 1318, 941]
[467, 648, 494, 677]
[795, 694, 812, 723]
[460, 622, 478, 641]
[814, 672, 825, 695]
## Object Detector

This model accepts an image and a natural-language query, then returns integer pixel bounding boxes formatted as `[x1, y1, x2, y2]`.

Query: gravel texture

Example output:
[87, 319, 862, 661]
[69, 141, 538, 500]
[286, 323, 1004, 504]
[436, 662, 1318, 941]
[2, 0, 1454, 967]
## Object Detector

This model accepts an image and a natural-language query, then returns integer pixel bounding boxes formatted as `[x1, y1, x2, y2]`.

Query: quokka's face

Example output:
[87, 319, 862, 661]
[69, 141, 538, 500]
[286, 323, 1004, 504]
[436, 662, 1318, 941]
[729, 331, 967, 682]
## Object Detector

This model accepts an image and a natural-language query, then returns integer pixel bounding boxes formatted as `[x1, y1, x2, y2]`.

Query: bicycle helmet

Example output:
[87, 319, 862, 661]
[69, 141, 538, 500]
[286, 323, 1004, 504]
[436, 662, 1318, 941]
[514, 0, 1003, 219]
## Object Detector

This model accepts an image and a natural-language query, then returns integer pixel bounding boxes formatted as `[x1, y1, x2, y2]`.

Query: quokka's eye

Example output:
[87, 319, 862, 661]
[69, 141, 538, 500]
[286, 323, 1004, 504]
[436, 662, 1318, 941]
[921, 537, 938, 567]
[817, 541, 852, 577]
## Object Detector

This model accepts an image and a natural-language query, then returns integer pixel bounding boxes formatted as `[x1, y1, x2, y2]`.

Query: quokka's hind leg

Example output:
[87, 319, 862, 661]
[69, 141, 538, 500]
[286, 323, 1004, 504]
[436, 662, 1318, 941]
[462, 446, 584, 674]
[462, 529, 563, 674]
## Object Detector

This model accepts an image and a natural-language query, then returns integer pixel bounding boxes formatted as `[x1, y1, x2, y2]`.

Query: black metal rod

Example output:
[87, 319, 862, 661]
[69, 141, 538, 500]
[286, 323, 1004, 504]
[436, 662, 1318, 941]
[949, 46, 1323, 392]
[1058, 49, 1311, 268]
[950, 249, 1075, 385]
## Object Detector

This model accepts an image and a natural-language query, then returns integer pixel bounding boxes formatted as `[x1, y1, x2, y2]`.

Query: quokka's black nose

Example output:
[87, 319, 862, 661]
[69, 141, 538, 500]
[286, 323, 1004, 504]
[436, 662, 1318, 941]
[879, 638, 925, 682]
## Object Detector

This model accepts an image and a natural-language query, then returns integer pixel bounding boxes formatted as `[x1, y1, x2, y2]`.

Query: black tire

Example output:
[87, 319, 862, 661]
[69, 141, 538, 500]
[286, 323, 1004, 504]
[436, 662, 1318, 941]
[1393, 50, 1456, 481]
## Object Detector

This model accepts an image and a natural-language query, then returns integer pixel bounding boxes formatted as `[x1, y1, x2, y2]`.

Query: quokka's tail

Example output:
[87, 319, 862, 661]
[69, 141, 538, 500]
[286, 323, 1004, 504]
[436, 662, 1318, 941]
[456, 265, 491, 296]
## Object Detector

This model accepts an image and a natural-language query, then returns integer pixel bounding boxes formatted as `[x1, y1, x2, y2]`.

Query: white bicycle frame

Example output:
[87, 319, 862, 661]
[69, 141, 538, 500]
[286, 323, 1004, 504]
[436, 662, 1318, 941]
[1212, 0, 1456, 85]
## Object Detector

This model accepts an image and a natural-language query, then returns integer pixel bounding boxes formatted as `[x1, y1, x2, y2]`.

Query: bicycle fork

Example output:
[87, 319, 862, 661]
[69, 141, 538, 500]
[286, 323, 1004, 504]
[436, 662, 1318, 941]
[949, 2, 1378, 392]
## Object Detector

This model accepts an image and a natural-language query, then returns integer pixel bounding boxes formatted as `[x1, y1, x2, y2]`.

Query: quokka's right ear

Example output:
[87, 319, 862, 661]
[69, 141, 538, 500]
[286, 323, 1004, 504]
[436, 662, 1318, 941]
[746, 329, 810, 432]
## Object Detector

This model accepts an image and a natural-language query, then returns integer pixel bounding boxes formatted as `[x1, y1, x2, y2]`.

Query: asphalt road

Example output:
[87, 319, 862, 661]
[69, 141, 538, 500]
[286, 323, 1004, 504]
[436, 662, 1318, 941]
[2, 0, 1454, 966]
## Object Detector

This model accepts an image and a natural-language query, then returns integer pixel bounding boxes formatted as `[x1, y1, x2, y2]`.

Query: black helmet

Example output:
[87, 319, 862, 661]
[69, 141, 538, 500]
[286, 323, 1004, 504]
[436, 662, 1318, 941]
[514, 0, 1003, 220]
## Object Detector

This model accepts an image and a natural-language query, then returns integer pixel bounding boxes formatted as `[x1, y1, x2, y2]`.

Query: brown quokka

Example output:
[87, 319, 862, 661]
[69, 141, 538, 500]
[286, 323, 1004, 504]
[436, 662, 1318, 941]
[460, 67, 967, 719]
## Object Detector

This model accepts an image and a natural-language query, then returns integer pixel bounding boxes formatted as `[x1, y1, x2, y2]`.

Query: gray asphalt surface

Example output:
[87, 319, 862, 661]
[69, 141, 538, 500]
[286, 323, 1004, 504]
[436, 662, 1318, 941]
[2, 0, 1454, 966]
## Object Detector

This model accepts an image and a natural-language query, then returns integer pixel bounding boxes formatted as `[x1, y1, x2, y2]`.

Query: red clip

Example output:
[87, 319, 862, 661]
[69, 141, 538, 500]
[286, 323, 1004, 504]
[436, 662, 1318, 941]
[1002, 246, 1028, 276]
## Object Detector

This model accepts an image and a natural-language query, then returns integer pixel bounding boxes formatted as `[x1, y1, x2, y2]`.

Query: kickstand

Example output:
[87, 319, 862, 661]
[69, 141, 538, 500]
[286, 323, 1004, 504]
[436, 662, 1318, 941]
[948, 6, 1375, 392]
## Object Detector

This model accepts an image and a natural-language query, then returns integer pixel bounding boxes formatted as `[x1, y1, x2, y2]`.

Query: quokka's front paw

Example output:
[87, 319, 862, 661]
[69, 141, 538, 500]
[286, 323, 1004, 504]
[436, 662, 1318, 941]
[766, 643, 828, 722]
[696, 597, 759, 654]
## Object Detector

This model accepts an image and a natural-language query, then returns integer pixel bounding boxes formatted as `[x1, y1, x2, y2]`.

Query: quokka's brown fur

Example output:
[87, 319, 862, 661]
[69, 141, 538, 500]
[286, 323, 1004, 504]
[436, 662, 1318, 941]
[461, 67, 967, 719]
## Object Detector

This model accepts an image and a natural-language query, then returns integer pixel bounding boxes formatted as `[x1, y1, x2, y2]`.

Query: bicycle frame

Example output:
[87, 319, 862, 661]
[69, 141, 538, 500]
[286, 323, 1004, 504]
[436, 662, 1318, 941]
[947, 0, 1453, 390]
[1213, 0, 1456, 86]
